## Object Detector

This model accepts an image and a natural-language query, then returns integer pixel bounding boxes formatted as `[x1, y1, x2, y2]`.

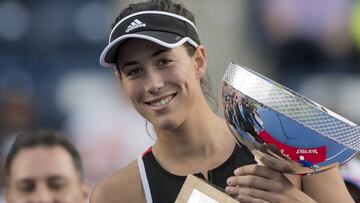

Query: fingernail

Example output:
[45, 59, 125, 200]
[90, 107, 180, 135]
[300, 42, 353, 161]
[225, 186, 232, 193]
[227, 177, 235, 185]
[227, 178, 232, 185]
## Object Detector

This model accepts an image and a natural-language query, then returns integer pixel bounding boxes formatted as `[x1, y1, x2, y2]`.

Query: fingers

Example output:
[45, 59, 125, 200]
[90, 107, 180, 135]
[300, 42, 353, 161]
[232, 164, 282, 180]
[227, 164, 297, 191]
[225, 186, 273, 203]
[225, 164, 309, 202]
[227, 174, 269, 191]
[235, 194, 268, 203]
[253, 150, 296, 173]
[234, 195, 267, 203]
[227, 164, 290, 193]
[254, 149, 328, 175]
[227, 173, 285, 192]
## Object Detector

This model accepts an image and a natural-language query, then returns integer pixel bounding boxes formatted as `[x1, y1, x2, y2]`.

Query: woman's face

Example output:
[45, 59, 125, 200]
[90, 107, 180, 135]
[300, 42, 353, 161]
[116, 39, 206, 130]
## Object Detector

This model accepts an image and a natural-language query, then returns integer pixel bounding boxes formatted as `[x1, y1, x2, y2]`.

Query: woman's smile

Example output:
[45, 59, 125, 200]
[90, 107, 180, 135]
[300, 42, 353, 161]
[144, 93, 177, 111]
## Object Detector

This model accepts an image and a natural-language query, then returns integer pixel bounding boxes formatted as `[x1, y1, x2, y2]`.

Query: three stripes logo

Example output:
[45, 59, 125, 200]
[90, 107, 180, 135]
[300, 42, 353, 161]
[126, 19, 146, 33]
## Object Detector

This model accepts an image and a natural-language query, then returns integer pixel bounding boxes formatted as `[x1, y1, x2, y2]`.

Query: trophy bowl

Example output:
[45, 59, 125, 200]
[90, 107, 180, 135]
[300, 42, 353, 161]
[222, 62, 360, 175]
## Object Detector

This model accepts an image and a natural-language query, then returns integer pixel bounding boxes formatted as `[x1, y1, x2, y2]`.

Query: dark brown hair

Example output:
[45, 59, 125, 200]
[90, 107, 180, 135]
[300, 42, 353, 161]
[4, 130, 84, 184]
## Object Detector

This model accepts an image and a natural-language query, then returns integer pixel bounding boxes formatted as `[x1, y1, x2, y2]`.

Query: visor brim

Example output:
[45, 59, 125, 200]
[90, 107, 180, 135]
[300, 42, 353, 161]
[99, 31, 198, 68]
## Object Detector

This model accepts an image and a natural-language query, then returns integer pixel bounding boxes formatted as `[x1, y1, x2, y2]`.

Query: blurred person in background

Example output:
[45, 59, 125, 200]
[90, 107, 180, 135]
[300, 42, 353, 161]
[0, 72, 36, 202]
[1, 0, 154, 197]
[55, 70, 154, 187]
[0, 160, 3, 203]
[247, 0, 360, 90]
[91, 0, 354, 202]
[3, 130, 89, 203]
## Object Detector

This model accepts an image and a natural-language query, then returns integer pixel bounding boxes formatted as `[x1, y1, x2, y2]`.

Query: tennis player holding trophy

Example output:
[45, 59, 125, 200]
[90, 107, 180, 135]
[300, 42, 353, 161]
[92, 1, 357, 202]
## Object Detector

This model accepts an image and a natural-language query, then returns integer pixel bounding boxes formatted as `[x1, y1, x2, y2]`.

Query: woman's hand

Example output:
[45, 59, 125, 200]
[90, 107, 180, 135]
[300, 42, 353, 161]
[225, 164, 317, 203]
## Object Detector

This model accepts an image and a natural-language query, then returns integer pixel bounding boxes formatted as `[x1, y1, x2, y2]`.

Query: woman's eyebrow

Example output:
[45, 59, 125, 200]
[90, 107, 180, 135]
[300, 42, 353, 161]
[121, 61, 139, 70]
[120, 49, 170, 70]
[151, 49, 169, 57]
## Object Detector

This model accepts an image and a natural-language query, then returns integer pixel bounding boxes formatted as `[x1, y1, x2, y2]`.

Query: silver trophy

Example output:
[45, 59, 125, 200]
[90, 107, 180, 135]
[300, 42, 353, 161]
[222, 62, 360, 175]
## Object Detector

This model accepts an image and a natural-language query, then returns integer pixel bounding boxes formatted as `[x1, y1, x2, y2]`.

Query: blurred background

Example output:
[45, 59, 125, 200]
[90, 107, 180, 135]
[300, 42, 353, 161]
[0, 0, 360, 201]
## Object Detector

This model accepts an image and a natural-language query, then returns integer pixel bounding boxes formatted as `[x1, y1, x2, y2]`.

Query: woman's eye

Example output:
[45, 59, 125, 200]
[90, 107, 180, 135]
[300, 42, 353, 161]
[126, 68, 142, 77]
[158, 58, 172, 66]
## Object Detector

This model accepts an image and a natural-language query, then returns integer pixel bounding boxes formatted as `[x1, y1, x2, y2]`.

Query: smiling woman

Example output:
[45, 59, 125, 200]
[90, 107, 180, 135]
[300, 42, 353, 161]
[115, 40, 203, 130]
[90, 0, 355, 203]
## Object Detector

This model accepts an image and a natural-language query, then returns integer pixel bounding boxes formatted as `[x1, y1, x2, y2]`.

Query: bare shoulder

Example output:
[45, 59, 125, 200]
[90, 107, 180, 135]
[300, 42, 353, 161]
[90, 160, 146, 203]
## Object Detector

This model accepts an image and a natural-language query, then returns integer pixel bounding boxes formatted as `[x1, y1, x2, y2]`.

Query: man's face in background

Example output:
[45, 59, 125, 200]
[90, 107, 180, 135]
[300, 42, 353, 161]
[5, 146, 89, 203]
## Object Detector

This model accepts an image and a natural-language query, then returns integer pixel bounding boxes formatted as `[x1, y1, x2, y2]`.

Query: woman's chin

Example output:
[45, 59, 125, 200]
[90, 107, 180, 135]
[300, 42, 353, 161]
[154, 118, 182, 131]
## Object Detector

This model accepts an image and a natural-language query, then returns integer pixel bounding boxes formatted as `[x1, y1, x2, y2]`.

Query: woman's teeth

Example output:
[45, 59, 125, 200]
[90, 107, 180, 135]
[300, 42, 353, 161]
[150, 95, 174, 107]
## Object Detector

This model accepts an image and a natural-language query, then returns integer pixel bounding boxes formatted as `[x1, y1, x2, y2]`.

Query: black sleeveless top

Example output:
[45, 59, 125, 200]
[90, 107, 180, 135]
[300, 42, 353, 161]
[138, 144, 256, 203]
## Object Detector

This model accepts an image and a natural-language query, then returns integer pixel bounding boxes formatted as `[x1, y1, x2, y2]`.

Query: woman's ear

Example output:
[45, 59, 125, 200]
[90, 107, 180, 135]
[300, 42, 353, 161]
[193, 45, 207, 79]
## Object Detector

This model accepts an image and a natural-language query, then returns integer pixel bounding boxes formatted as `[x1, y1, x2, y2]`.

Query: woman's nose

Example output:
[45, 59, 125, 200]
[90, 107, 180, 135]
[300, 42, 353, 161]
[144, 69, 165, 94]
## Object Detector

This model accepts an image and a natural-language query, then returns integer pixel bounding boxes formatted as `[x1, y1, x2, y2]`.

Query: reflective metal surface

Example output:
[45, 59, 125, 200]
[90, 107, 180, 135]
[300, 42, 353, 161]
[222, 63, 360, 175]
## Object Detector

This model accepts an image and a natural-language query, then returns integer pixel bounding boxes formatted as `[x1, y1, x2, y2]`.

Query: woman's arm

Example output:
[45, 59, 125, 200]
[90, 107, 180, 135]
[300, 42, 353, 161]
[225, 164, 318, 202]
[225, 149, 354, 202]
[301, 166, 354, 203]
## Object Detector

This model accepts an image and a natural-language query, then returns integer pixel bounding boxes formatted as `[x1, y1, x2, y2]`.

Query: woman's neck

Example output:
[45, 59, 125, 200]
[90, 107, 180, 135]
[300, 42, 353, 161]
[151, 99, 236, 174]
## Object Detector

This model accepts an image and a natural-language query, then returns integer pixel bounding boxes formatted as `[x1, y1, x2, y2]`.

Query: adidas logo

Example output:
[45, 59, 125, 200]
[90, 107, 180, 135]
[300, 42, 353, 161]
[125, 19, 146, 33]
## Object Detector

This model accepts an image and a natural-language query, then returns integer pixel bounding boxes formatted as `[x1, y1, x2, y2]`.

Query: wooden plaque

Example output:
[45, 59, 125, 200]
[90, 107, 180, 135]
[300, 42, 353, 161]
[175, 174, 238, 203]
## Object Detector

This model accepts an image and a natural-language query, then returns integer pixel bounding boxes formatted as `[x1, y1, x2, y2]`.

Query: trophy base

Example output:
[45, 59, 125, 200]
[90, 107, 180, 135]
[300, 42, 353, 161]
[175, 174, 238, 203]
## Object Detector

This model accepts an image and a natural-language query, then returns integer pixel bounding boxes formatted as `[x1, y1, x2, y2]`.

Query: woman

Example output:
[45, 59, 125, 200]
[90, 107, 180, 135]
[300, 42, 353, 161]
[91, 0, 354, 202]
